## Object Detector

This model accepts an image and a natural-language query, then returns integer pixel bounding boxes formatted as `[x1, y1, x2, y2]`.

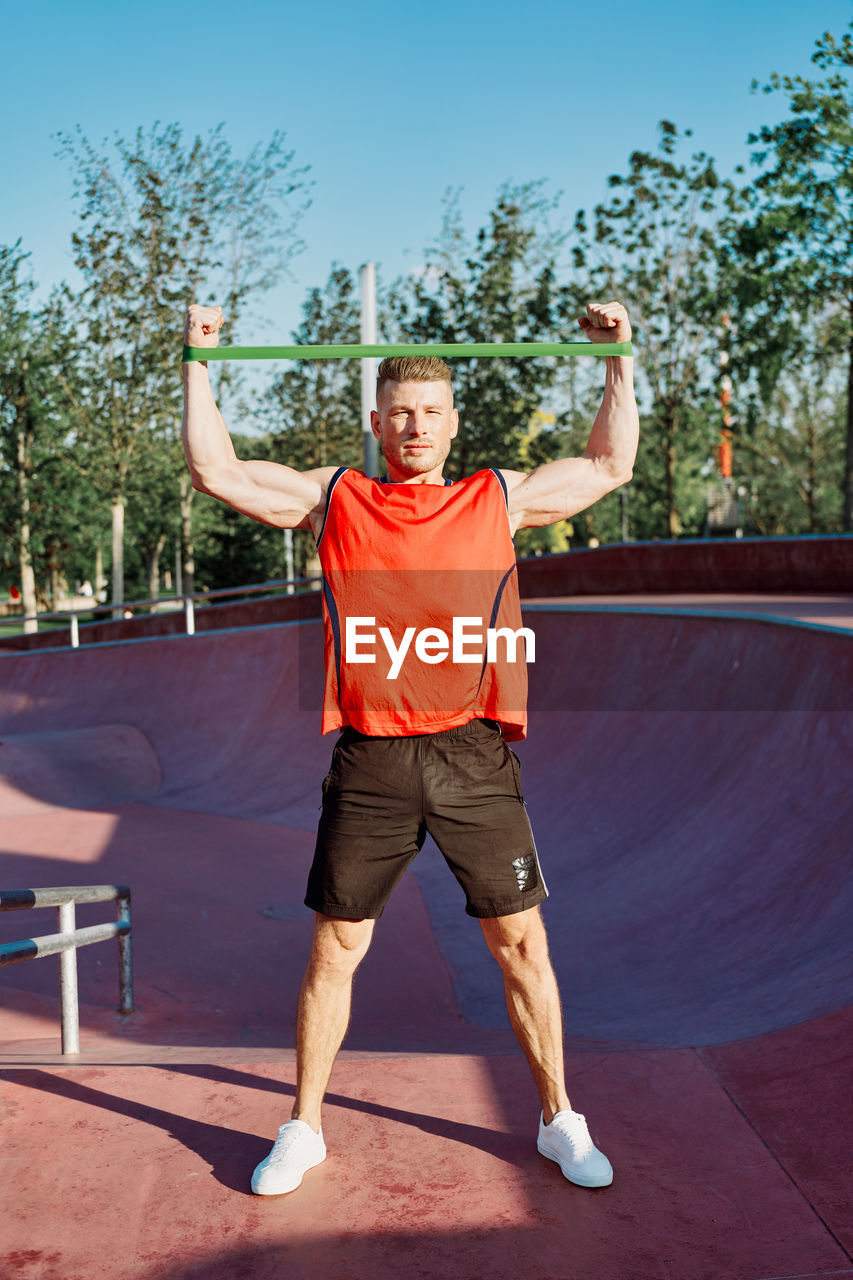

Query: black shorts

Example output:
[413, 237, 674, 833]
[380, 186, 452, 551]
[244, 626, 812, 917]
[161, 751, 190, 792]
[304, 718, 548, 920]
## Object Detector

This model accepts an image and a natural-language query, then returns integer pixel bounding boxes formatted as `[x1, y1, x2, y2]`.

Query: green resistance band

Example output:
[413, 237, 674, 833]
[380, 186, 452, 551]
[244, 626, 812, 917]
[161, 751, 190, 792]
[182, 340, 633, 362]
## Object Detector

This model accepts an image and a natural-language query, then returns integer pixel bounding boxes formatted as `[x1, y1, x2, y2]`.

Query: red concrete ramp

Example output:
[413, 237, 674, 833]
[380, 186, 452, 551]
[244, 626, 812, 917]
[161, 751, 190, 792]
[0, 608, 851, 1050]
[0, 623, 330, 829]
[0, 724, 161, 815]
[420, 608, 853, 1045]
[1, 599, 852, 1280]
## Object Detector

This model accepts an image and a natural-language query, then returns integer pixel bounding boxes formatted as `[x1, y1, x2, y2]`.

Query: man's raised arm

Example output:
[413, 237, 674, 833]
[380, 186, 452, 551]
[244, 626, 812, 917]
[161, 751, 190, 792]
[182, 304, 335, 532]
[504, 301, 639, 534]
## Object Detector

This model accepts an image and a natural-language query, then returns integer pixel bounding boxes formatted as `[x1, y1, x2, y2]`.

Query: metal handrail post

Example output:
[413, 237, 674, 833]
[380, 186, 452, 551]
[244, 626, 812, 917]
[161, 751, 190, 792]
[3, 575, 324, 653]
[58, 901, 80, 1055]
[0, 884, 133, 1054]
[117, 892, 133, 1014]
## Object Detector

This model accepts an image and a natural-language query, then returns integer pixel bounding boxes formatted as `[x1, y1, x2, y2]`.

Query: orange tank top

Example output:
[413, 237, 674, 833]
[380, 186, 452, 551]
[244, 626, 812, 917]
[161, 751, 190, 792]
[317, 467, 529, 739]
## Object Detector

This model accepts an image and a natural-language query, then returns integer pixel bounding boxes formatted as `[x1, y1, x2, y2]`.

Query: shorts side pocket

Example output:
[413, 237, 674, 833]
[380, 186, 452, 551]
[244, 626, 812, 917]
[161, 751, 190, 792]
[502, 742, 524, 803]
[319, 747, 342, 808]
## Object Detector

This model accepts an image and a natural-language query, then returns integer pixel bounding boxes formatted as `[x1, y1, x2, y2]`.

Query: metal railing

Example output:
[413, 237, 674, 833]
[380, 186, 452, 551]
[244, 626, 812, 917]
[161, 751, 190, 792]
[1, 575, 322, 650]
[0, 885, 133, 1055]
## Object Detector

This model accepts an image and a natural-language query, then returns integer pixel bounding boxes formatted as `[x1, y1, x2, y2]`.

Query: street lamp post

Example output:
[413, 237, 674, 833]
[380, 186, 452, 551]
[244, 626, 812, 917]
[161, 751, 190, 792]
[360, 263, 379, 478]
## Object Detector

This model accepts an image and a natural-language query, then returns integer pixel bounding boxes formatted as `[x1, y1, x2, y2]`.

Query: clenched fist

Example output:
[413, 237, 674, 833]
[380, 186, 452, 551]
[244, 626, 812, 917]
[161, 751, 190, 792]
[184, 304, 224, 349]
[578, 301, 631, 345]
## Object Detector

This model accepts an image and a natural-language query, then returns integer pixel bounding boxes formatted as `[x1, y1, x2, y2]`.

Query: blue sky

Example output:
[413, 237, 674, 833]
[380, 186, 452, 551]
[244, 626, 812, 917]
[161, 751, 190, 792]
[2, 0, 850, 339]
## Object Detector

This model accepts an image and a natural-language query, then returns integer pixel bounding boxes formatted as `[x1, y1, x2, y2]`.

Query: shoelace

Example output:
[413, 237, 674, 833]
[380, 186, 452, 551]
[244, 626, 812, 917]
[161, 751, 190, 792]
[268, 1125, 311, 1164]
[550, 1112, 593, 1158]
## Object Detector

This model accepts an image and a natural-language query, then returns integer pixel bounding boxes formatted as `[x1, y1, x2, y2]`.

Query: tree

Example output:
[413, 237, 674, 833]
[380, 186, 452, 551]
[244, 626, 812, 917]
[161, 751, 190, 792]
[391, 185, 571, 485]
[56, 122, 311, 605]
[258, 265, 362, 575]
[261, 265, 362, 469]
[731, 21, 852, 526]
[730, 315, 846, 534]
[0, 242, 40, 627]
[575, 122, 739, 539]
[0, 244, 89, 628]
[192, 434, 289, 589]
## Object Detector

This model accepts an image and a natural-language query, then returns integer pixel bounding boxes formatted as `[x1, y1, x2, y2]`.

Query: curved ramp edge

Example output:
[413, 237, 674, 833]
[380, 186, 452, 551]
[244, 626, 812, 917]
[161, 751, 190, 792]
[0, 724, 161, 816]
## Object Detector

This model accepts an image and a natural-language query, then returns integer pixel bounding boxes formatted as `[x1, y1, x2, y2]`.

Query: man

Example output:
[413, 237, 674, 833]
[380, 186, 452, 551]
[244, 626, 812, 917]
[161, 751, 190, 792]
[182, 300, 638, 1196]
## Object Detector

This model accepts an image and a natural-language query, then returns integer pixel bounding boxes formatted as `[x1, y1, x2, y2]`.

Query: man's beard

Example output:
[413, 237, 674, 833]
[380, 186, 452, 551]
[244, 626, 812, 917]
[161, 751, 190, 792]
[385, 439, 450, 475]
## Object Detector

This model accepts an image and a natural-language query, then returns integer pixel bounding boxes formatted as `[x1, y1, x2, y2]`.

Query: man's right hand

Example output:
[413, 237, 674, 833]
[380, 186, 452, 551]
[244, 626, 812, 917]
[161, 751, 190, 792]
[184, 304, 224, 350]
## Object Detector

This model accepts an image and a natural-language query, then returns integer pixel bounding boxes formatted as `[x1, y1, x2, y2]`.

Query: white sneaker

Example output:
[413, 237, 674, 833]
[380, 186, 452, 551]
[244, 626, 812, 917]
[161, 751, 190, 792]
[537, 1110, 613, 1188]
[251, 1119, 326, 1195]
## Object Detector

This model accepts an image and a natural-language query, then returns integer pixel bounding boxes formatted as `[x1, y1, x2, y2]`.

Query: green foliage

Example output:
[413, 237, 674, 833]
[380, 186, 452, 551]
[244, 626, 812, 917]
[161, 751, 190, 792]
[0, 244, 102, 602]
[746, 25, 852, 290]
[575, 121, 740, 539]
[193, 436, 288, 588]
[249, 265, 363, 577]
[259, 265, 362, 472]
[735, 336, 846, 534]
[0, 241, 36, 585]
[55, 122, 311, 599]
[391, 185, 572, 478]
[725, 20, 852, 525]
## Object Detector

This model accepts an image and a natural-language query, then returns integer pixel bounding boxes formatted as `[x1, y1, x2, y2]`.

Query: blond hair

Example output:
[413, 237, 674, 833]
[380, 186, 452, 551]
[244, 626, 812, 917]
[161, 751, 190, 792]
[376, 355, 452, 402]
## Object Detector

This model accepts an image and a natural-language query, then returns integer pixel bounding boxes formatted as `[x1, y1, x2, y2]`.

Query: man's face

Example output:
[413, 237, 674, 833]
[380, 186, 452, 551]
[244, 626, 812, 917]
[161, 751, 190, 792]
[371, 379, 458, 479]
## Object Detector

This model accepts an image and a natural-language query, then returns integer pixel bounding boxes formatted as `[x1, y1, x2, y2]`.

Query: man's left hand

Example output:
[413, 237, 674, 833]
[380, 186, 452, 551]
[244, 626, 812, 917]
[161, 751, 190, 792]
[578, 301, 631, 345]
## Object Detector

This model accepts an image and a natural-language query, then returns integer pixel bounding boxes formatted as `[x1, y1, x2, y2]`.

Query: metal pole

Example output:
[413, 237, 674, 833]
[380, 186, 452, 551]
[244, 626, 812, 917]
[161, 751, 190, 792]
[70, 613, 80, 648]
[58, 901, 80, 1055]
[111, 500, 125, 621]
[284, 528, 295, 595]
[184, 596, 195, 636]
[117, 893, 133, 1014]
[360, 263, 379, 478]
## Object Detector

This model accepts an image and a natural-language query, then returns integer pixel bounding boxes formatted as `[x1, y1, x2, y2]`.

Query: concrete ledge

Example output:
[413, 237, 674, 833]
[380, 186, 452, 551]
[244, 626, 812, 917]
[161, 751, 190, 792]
[517, 533, 853, 595]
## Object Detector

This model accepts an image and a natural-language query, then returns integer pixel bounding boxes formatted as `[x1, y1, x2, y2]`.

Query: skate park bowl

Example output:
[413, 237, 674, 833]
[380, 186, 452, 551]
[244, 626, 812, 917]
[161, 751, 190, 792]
[1, 535, 851, 1280]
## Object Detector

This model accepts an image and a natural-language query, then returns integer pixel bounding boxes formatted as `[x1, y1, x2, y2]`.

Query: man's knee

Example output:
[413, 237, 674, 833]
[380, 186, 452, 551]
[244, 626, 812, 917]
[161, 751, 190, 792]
[480, 905, 551, 975]
[308, 913, 375, 979]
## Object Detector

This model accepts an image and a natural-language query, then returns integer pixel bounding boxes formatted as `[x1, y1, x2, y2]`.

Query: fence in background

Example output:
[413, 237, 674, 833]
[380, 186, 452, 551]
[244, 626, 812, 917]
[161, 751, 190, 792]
[1, 576, 322, 651]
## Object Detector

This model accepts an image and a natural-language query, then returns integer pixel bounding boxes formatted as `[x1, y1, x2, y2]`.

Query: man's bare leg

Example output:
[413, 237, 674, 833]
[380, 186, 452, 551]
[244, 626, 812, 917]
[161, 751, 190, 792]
[251, 913, 374, 1194]
[479, 905, 571, 1124]
[290, 913, 375, 1132]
